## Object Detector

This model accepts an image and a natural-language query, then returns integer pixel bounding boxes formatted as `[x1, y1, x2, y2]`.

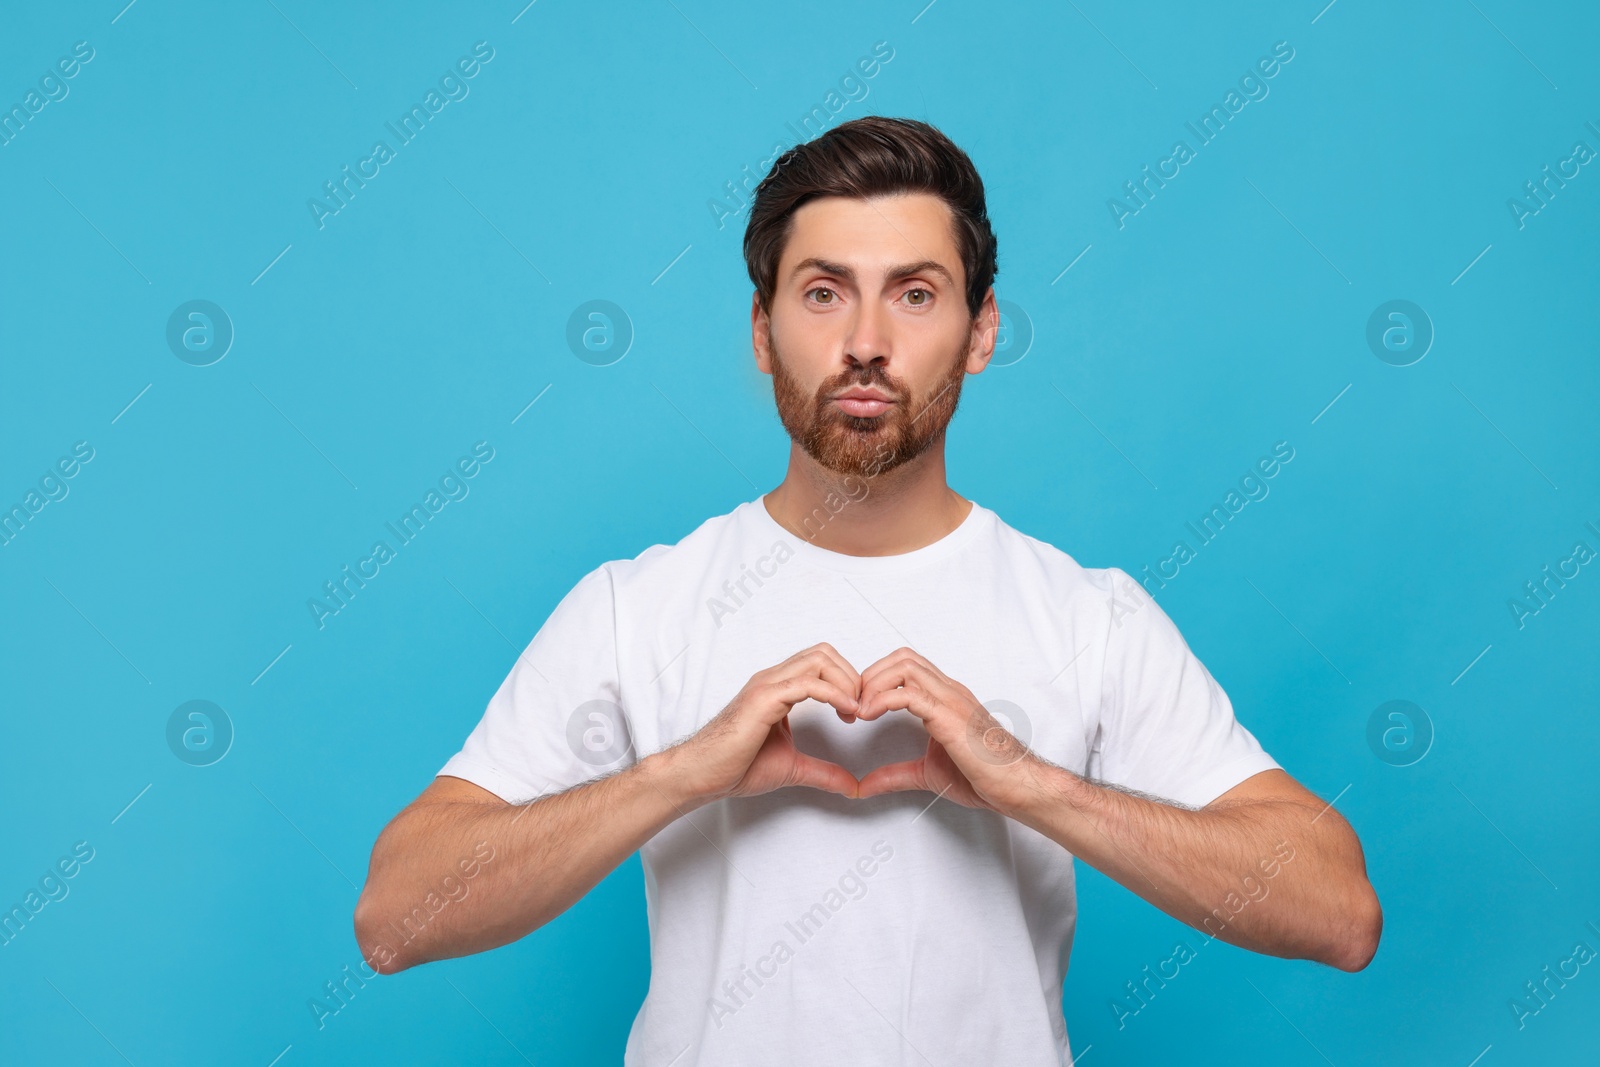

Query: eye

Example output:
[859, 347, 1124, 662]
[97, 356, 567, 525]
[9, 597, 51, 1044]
[904, 288, 931, 306]
[806, 287, 838, 305]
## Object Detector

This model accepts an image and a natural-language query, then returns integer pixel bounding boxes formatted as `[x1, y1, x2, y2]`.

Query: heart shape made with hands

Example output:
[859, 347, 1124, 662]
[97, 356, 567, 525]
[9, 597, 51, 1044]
[772, 645, 1033, 811]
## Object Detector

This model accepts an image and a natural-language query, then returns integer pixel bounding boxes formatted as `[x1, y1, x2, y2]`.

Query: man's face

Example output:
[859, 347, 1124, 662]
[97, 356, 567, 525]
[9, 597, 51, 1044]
[753, 192, 996, 478]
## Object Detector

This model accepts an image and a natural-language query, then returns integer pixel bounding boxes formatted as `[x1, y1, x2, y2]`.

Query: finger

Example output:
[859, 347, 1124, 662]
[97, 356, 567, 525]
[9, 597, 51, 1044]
[782, 643, 861, 691]
[858, 665, 947, 722]
[786, 752, 861, 799]
[857, 682, 940, 728]
[857, 646, 918, 689]
[781, 646, 862, 714]
[865, 659, 961, 709]
[806, 659, 863, 717]
[789, 647, 864, 721]
[761, 676, 858, 725]
[856, 757, 928, 798]
[856, 658, 911, 708]
[796, 661, 863, 721]
[863, 646, 940, 677]
[803, 642, 862, 690]
[860, 653, 947, 705]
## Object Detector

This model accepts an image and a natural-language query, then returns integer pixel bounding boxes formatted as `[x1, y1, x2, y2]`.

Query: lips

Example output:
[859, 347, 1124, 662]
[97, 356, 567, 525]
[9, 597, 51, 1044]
[835, 398, 892, 417]
[832, 389, 895, 418]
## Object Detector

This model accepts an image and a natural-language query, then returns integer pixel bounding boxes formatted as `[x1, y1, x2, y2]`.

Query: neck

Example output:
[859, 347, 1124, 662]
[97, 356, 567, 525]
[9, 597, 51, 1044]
[763, 437, 972, 556]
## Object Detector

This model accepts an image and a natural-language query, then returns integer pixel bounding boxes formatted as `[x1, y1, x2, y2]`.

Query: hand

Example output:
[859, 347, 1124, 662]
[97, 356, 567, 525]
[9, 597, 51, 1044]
[670, 643, 862, 804]
[853, 647, 1035, 812]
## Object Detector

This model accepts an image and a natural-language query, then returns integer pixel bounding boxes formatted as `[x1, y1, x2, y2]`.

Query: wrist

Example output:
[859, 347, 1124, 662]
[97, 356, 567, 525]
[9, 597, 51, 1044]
[996, 754, 1100, 826]
[640, 743, 718, 815]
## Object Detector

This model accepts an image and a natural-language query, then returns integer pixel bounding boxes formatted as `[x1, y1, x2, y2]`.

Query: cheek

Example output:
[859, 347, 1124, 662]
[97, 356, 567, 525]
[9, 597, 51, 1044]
[917, 301, 974, 350]
[769, 349, 824, 413]
[769, 324, 837, 390]
[912, 322, 975, 380]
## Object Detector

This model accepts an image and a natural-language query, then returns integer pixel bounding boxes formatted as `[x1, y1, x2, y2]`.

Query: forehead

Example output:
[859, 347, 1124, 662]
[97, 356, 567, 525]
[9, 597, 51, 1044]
[778, 193, 961, 282]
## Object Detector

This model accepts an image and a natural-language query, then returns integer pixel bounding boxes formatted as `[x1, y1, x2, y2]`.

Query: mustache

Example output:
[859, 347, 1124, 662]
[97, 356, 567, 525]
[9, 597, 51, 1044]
[816, 366, 906, 403]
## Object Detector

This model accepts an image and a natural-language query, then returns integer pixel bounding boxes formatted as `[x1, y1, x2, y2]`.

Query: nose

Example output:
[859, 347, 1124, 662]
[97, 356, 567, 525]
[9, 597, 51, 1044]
[844, 296, 891, 372]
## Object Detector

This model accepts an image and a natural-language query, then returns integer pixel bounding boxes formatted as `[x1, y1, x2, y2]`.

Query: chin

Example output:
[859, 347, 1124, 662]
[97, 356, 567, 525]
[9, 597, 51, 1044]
[809, 424, 910, 478]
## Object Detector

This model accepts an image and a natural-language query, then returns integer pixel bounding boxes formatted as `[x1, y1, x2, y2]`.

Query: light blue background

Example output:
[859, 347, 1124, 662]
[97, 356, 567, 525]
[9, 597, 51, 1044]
[2, 1, 1596, 1063]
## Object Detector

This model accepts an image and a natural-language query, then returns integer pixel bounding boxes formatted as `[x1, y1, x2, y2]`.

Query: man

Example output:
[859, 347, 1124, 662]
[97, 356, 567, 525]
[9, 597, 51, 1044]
[354, 116, 1381, 1065]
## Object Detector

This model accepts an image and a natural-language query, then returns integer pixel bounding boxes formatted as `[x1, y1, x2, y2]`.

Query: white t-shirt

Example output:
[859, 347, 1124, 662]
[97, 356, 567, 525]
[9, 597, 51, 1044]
[440, 496, 1279, 1066]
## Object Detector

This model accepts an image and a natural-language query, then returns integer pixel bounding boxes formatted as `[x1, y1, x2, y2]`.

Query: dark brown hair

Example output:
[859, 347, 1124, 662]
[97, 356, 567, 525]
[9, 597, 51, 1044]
[742, 116, 998, 319]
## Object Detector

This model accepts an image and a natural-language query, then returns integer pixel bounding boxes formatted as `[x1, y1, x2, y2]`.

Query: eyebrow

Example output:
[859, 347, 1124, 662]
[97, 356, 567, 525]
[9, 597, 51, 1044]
[788, 257, 956, 290]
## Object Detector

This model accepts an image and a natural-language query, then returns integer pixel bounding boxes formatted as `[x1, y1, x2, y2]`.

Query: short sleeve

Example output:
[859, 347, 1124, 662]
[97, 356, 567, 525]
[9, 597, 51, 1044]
[1085, 568, 1279, 808]
[438, 564, 635, 804]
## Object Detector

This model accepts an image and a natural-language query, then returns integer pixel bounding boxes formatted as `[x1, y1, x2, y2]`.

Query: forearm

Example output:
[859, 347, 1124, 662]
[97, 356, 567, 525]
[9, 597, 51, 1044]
[355, 750, 697, 972]
[1001, 759, 1379, 970]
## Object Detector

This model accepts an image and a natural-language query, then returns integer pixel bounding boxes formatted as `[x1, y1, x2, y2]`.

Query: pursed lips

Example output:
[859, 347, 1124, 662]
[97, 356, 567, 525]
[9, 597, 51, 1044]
[832, 389, 895, 417]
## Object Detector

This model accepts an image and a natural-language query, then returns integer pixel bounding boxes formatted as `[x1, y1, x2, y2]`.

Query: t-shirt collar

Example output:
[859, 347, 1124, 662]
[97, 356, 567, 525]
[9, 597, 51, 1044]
[742, 492, 992, 575]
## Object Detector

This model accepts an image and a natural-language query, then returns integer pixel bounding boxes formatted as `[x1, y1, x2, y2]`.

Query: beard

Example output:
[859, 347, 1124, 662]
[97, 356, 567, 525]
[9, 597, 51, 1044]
[769, 335, 969, 479]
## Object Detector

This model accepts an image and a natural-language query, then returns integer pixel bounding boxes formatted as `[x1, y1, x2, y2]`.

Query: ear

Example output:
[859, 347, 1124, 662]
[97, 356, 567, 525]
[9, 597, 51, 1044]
[965, 287, 999, 375]
[751, 291, 774, 375]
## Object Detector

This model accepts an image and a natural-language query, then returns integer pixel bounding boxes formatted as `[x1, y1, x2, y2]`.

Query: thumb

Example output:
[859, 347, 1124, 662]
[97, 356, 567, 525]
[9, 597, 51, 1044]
[787, 751, 860, 799]
[856, 758, 927, 799]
